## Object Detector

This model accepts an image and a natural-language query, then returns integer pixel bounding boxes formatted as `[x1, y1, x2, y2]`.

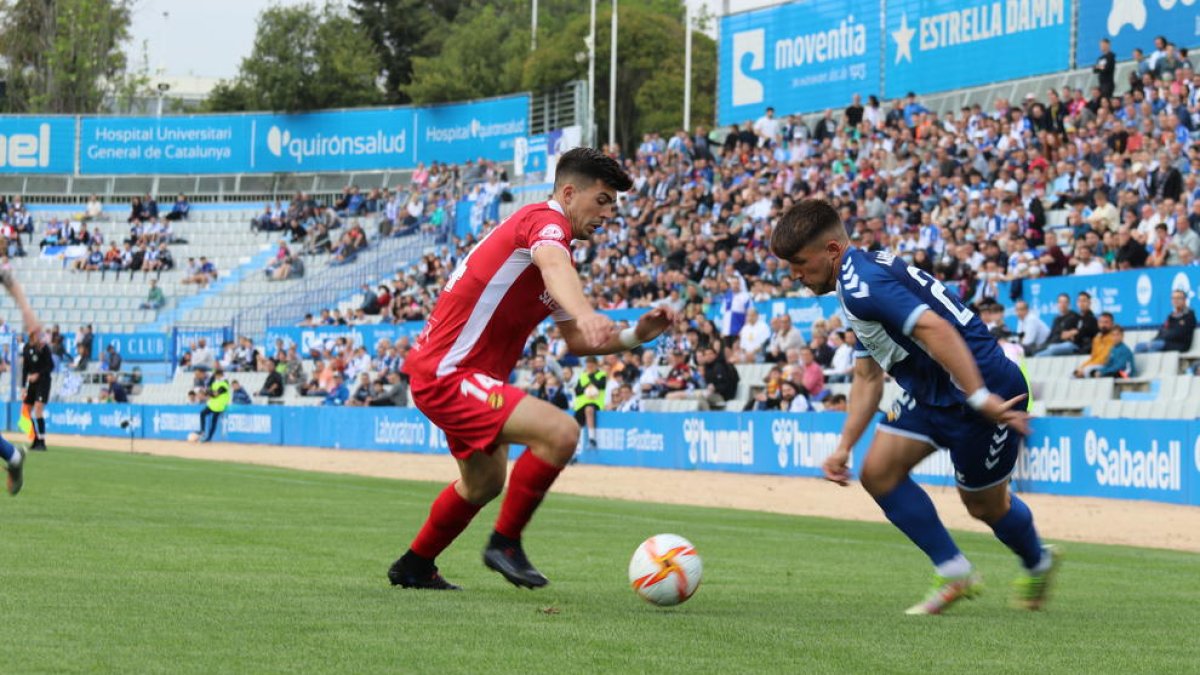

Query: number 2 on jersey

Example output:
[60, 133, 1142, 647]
[906, 266, 973, 326]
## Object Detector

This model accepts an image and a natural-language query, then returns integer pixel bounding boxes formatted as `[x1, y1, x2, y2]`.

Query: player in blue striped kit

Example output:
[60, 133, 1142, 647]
[770, 199, 1061, 614]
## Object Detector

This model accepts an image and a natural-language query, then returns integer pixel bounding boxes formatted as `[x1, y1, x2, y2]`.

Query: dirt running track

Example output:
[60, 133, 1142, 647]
[35, 433, 1200, 553]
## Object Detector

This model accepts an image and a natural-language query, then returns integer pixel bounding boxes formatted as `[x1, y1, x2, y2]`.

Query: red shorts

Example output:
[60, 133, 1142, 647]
[410, 370, 526, 460]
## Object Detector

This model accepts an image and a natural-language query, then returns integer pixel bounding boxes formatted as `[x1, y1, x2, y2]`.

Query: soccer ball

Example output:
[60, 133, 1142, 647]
[628, 533, 702, 606]
[187, 432, 200, 443]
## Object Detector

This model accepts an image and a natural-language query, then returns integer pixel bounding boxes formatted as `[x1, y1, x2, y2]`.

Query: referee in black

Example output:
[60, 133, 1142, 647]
[21, 326, 52, 451]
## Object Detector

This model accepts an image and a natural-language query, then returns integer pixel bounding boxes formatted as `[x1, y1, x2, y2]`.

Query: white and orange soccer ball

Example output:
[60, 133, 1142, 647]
[628, 534, 702, 606]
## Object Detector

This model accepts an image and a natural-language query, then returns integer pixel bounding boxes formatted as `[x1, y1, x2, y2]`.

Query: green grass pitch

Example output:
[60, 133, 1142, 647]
[2, 445, 1198, 674]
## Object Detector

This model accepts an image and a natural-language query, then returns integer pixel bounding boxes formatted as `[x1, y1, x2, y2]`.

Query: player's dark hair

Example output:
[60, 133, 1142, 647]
[1100, 312, 1114, 321]
[771, 199, 846, 261]
[554, 147, 632, 192]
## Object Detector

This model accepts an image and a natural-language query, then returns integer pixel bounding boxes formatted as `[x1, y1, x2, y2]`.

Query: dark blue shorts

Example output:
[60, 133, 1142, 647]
[878, 390, 1025, 491]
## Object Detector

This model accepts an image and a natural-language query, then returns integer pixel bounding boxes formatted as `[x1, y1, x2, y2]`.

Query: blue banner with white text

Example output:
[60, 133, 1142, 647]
[61, 331, 173, 363]
[0, 117, 75, 174]
[80, 115, 253, 174]
[884, 0, 1073, 97]
[18, 403, 1200, 507]
[718, 0, 881, 124]
[264, 323, 426, 355]
[417, 95, 529, 166]
[71, 94, 529, 174]
[1077, 0, 1200, 69]
[1000, 266, 1200, 329]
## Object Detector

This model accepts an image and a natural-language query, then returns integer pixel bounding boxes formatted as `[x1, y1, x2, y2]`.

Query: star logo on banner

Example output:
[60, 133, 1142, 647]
[892, 12, 915, 64]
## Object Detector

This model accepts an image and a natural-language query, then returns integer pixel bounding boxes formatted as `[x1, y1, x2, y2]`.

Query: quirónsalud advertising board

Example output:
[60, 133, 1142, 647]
[0, 93, 529, 175]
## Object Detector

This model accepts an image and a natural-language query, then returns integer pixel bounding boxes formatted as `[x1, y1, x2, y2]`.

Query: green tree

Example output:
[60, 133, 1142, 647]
[522, 2, 715, 150]
[0, 0, 134, 113]
[401, 4, 526, 104]
[348, 0, 464, 104]
[208, 2, 383, 113]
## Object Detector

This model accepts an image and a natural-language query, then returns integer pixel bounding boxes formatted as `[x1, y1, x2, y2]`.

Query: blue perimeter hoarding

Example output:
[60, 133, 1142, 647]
[999, 265, 1200, 330]
[718, 0, 881, 125]
[884, 0, 1073, 97]
[0, 117, 74, 173]
[1077, 0, 1200, 68]
[23, 402, 1200, 507]
[59, 93, 529, 175]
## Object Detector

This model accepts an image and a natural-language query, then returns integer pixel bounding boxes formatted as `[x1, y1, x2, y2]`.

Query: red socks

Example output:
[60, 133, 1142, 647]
[410, 482, 483, 559]
[495, 452, 563, 540]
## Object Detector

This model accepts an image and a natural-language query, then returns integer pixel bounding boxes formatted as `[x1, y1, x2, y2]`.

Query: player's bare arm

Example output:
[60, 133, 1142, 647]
[0, 270, 41, 337]
[824, 355, 883, 486]
[532, 244, 613, 349]
[910, 310, 1030, 435]
[560, 305, 678, 356]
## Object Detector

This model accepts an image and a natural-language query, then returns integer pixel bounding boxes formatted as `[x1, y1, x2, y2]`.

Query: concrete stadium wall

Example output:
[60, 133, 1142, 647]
[14, 402, 1199, 507]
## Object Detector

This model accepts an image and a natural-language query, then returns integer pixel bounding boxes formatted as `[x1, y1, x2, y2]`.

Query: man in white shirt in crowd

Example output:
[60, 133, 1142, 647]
[1072, 244, 1107, 275]
[753, 106, 781, 147]
[635, 350, 661, 400]
[765, 314, 804, 363]
[738, 307, 772, 361]
[825, 329, 856, 383]
[191, 338, 216, 371]
[1015, 300, 1050, 355]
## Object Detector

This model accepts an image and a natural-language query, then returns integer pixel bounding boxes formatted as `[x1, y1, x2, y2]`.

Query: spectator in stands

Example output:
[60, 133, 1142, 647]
[1074, 312, 1118, 377]
[230, 380, 252, 405]
[763, 314, 801, 365]
[825, 329, 855, 383]
[102, 343, 122, 372]
[368, 371, 408, 407]
[258, 359, 284, 398]
[1014, 300, 1050, 355]
[190, 338, 215, 372]
[165, 194, 190, 221]
[778, 380, 814, 412]
[1094, 38, 1116, 99]
[1091, 326, 1136, 378]
[103, 373, 128, 403]
[347, 373, 372, 406]
[234, 337, 259, 372]
[534, 373, 570, 411]
[1115, 225, 1149, 269]
[736, 307, 770, 362]
[182, 256, 217, 286]
[126, 196, 143, 223]
[139, 278, 165, 310]
[796, 346, 826, 400]
[1040, 292, 1097, 356]
[142, 194, 159, 220]
[1136, 290, 1196, 353]
[1071, 243, 1106, 275]
[322, 373, 349, 406]
[83, 194, 103, 221]
[358, 284, 380, 314]
[809, 330, 835, 368]
[74, 324, 93, 370]
[823, 393, 848, 412]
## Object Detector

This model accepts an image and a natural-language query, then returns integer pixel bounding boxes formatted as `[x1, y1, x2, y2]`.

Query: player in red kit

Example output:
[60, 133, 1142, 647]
[391, 147, 676, 590]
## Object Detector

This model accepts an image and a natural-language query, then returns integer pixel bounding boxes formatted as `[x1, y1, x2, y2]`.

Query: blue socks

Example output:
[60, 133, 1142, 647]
[0, 435, 13, 463]
[990, 494, 1045, 571]
[874, 477, 962, 568]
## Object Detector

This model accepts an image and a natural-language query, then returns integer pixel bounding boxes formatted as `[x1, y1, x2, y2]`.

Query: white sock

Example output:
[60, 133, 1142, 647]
[935, 554, 972, 578]
[1028, 547, 1053, 575]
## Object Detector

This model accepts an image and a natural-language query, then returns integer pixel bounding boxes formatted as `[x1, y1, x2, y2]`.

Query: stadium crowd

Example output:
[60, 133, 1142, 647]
[160, 38, 1200, 413]
[270, 38, 1198, 414]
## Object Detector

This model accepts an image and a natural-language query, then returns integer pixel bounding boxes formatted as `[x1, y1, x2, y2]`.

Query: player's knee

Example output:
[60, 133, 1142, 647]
[858, 462, 895, 497]
[961, 494, 1007, 524]
[548, 420, 580, 462]
[462, 474, 505, 504]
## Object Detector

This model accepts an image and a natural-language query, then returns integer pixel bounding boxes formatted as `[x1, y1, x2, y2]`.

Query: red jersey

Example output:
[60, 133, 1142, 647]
[403, 200, 574, 382]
